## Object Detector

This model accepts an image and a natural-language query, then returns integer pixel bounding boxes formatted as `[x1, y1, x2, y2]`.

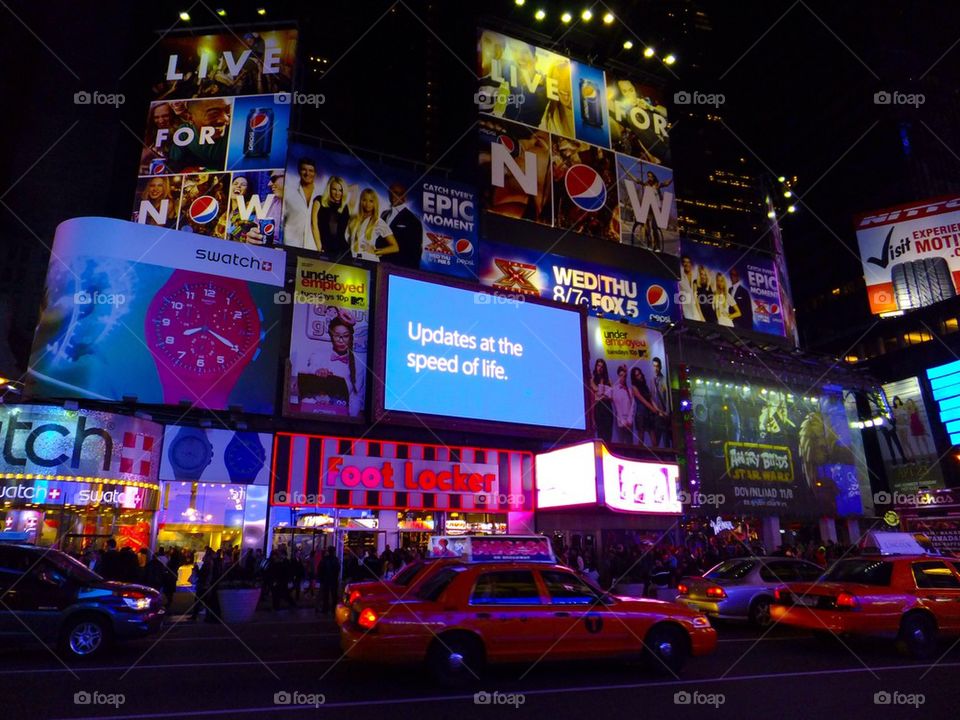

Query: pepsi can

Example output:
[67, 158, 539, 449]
[579, 79, 602, 128]
[244, 108, 273, 158]
[149, 158, 169, 175]
[257, 217, 277, 246]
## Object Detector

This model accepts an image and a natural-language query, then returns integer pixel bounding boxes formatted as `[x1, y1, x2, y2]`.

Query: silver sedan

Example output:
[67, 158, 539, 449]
[677, 557, 824, 627]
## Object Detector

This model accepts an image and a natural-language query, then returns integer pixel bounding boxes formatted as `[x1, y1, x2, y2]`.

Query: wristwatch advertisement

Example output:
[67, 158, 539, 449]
[160, 426, 273, 485]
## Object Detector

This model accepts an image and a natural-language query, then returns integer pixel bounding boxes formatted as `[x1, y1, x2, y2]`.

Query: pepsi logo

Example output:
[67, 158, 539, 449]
[647, 284, 670, 311]
[189, 196, 220, 225]
[770, 304, 779, 314]
[497, 134, 516, 153]
[565, 164, 607, 212]
[455, 239, 474, 256]
[261, 222, 276, 235]
[249, 112, 271, 129]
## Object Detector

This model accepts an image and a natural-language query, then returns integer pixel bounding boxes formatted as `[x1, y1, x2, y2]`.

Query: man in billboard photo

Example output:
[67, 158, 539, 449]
[166, 100, 230, 173]
[284, 157, 321, 249]
[612, 364, 635, 444]
[381, 182, 424, 269]
[303, 309, 366, 417]
[245, 172, 285, 245]
[652, 357, 672, 447]
[679, 255, 703, 321]
[140, 102, 178, 174]
[728, 268, 753, 330]
[311, 175, 351, 258]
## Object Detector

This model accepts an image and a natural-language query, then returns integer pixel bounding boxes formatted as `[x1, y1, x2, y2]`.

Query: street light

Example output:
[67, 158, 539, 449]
[581, 9, 593, 21]
[623, 40, 634, 50]
[561, 11, 572, 23]
[664, 54, 677, 65]
[515, 0, 525, 5]
[787, 205, 797, 213]
[784, 190, 793, 198]
[603, 12, 615, 24]
[535, 8, 546, 20]
[644, 47, 655, 58]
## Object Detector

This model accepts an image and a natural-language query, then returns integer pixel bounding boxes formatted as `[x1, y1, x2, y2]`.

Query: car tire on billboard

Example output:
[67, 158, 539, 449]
[891, 257, 955, 310]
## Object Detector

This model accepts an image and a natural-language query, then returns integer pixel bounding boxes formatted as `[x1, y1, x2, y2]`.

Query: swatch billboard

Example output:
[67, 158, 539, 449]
[27, 217, 285, 414]
[132, 29, 297, 247]
[476, 29, 678, 257]
[281, 141, 478, 279]
[678, 240, 786, 337]
[854, 195, 960, 315]
[479, 240, 678, 327]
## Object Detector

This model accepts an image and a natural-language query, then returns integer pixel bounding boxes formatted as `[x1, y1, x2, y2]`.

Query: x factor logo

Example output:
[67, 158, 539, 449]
[425, 232, 453, 254]
[491, 258, 539, 295]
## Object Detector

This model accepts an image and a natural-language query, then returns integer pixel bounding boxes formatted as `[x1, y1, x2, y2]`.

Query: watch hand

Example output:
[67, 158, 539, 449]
[208, 329, 239, 351]
[183, 327, 204, 336]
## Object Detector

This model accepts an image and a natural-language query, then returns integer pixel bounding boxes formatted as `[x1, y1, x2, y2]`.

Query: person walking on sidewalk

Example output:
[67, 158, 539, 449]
[317, 547, 341, 615]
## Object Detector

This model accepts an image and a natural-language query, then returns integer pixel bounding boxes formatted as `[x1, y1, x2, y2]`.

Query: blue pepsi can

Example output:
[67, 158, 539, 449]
[243, 108, 273, 157]
[257, 217, 276, 245]
[580, 79, 603, 128]
[149, 158, 169, 175]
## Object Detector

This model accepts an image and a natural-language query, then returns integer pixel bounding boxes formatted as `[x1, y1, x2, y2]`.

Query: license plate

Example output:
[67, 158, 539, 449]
[795, 596, 820, 608]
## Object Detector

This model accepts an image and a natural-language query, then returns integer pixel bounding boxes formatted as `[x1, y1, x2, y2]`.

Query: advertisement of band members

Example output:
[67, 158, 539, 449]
[284, 257, 370, 420]
[476, 29, 611, 148]
[871, 377, 945, 494]
[586, 318, 672, 449]
[606, 74, 671, 166]
[690, 377, 866, 517]
[479, 117, 679, 257]
[379, 271, 588, 432]
[854, 195, 960, 315]
[27, 217, 285, 414]
[678, 241, 786, 337]
[281, 142, 478, 279]
[133, 29, 297, 246]
[479, 240, 679, 327]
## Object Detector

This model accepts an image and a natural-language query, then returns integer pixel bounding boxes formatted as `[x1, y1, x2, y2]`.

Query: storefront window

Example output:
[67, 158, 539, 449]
[445, 513, 507, 536]
[158, 481, 264, 556]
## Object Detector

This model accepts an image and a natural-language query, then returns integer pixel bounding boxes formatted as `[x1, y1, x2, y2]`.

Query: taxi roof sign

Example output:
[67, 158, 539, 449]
[427, 535, 555, 563]
[859, 530, 931, 556]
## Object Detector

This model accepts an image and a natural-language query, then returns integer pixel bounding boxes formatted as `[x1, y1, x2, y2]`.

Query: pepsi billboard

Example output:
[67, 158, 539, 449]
[281, 141, 478, 279]
[132, 29, 297, 247]
[479, 240, 678, 328]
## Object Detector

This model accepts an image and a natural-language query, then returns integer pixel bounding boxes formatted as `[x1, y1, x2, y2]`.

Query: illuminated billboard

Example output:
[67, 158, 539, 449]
[875, 376, 945, 494]
[27, 217, 285, 414]
[160, 426, 273, 484]
[855, 195, 960, 314]
[374, 269, 588, 433]
[132, 29, 297, 246]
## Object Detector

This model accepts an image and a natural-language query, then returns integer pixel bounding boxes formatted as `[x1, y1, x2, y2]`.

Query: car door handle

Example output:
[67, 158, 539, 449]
[554, 612, 571, 617]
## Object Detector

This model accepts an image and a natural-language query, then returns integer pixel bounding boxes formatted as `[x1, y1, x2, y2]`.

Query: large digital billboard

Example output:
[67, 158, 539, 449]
[283, 257, 370, 420]
[476, 30, 678, 258]
[479, 240, 678, 327]
[678, 240, 786, 337]
[855, 195, 960, 314]
[282, 142, 478, 279]
[160, 426, 273, 485]
[27, 217, 285, 413]
[375, 270, 588, 433]
[132, 30, 297, 247]
[690, 377, 866, 517]
[586, 318, 672, 449]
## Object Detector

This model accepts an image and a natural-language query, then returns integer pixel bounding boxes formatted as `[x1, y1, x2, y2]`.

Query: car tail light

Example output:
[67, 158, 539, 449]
[348, 590, 361, 605]
[357, 607, 379, 630]
[677, 583, 689, 595]
[774, 587, 787, 602]
[835, 592, 859, 610]
[705, 586, 727, 599]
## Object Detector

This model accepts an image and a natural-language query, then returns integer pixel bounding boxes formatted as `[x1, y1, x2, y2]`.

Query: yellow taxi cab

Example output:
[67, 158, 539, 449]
[340, 536, 717, 685]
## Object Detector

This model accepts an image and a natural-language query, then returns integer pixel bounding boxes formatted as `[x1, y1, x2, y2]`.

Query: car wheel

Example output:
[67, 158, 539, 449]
[899, 613, 937, 660]
[427, 633, 484, 687]
[61, 616, 111, 660]
[643, 623, 689, 675]
[748, 597, 773, 628]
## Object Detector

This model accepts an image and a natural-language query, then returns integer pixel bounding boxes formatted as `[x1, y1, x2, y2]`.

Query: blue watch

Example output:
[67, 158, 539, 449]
[168, 426, 213, 481]
[224, 432, 266, 484]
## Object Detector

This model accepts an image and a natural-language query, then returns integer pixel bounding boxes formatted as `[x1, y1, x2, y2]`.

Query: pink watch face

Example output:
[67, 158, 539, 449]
[150, 279, 260, 376]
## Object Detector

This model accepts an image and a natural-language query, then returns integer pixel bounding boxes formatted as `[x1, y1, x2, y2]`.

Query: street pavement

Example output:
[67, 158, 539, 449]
[2, 605, 960, 719]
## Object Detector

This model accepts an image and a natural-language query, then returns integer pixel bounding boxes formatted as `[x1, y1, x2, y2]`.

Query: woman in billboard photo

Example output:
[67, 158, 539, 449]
[540, 62, 574, 137]
[304, 310, 365, 417]
[906, 398, 935, 457]
[346, 188, 399, 262]
[133, 176, 179, 228]
[612, 365, 636, 444]
[713, 273, 742, 327]
[695, 265, 717, 324]
[630, 367, 665, 447]
[891, 396, 914, 462]
[311, 175, 351, 258]
[591, 359, 614, 442]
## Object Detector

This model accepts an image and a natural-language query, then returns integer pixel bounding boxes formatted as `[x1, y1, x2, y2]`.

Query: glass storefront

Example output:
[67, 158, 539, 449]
[157, 481, 267, 556]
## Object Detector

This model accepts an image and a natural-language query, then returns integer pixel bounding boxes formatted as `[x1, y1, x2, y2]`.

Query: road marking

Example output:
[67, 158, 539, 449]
[156, 632, 339, 642]
[0, 658, 341, 675]
[50, 660, 960, 719]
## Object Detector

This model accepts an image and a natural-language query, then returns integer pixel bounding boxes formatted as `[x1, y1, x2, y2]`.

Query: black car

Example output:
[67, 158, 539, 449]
[0, 543, 164, 659]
